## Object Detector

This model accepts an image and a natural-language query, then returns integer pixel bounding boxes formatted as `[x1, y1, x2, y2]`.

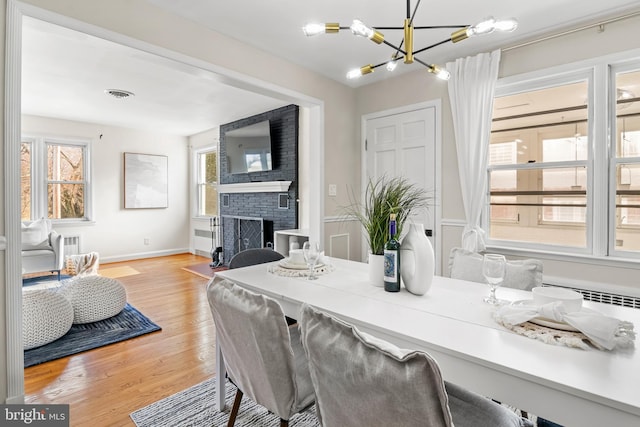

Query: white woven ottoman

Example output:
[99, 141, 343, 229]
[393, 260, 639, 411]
[60, 276, 127, 324]
[23, 289, 74, 350]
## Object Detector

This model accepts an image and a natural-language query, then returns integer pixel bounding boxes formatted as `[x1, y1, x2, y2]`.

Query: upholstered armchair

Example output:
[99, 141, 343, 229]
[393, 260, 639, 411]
[21, 219, 64, 279]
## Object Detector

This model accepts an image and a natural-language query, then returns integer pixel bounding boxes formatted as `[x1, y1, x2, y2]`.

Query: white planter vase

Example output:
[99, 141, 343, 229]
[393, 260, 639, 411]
[368, 253, 385, 287]
[400, 223, 435, 295]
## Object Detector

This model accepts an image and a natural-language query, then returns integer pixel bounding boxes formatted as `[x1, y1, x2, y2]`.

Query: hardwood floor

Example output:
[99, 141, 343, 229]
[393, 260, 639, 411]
[24, 253, 218, 426]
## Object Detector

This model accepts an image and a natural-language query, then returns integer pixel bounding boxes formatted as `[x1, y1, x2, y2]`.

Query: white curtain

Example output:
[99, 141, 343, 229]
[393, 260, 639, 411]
[446, 49, 501, 253]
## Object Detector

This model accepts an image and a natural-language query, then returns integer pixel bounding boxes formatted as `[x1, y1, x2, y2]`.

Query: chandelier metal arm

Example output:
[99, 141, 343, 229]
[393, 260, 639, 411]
[412, 38, 454, 56]
[413, 25, 468, 30]
[371, 25, 467, 30]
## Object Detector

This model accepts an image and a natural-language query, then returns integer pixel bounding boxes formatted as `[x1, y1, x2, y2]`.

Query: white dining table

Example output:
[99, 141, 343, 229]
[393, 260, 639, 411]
[213, 257, 640, 426]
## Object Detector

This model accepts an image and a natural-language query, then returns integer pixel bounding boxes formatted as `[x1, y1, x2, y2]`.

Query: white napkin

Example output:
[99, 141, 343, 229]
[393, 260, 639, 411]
[496, 301, 635, 350]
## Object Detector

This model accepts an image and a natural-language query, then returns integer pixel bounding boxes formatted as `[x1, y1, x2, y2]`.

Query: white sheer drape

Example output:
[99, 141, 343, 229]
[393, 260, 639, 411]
[446, 50, 501, 252]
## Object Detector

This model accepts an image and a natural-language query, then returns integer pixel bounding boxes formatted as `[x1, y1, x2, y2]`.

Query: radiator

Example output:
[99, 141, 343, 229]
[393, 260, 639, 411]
[543, 284, 640, 310]
[64, 235, 81, 256]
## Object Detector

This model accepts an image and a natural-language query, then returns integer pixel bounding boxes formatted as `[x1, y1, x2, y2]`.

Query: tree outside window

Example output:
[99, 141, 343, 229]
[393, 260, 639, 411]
[197, 150, 217, 216]
[21, 137, 89, 221]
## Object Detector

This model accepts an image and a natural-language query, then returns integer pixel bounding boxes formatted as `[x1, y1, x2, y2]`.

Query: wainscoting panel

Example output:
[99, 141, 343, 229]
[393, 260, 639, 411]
[329, 233, 350, 260]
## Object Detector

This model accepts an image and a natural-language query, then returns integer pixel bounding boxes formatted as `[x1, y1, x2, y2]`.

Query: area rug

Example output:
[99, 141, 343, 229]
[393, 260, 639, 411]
[22, 274, 71, 287]
[182, 262, 227, 279]
[130, 377, 319, 427]
[24, 303, 161, 368]
[99, 265, 140, 278]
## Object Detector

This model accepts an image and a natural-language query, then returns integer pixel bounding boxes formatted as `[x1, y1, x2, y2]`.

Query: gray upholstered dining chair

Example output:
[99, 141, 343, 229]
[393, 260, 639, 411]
[299, 303, 533, 427]
[228, 247, 297, 325]
[228, 247, 284, 269]
[448, 247, 543, 291]
[207, 279, 315, 427]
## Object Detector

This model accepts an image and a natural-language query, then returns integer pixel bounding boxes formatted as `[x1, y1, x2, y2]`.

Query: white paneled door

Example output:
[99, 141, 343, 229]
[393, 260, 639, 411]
[365, 105, 437, 249]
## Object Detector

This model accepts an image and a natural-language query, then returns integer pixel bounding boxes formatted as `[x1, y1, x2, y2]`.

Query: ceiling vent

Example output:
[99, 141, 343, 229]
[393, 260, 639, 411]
[104, 89, 135, 99]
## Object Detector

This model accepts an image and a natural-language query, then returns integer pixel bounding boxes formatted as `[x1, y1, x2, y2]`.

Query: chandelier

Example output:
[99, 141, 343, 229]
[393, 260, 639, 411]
[302, 0, 517, 81]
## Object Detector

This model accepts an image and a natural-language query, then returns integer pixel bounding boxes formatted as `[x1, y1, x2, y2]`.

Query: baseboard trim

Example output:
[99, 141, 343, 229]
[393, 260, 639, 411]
[100, 248, 190, 264]
[5, 394, 25, 404]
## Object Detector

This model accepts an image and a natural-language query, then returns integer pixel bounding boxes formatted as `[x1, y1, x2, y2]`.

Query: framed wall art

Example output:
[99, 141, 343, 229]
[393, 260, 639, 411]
[123, 152, 168, 209]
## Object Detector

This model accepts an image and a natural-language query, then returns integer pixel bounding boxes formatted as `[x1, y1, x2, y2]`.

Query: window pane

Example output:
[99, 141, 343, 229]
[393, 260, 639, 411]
[204, 151, 217, 183]
[542, 166, 587, 191]
[48, 144, 84, 181]
[615, 163, 640, 251]
[21, 142, 32, 221]
[198, 151, 218, 216]
[614, 69, 640, 253]
[489, 80, 589, 249]
[616, 70, 640, 158]
[203, 184, 218, 216]
[47, 143, 85, 219]
[48, 183, 85, 219]
[543, 135, 588, 162]
[492, 81, 588, 165]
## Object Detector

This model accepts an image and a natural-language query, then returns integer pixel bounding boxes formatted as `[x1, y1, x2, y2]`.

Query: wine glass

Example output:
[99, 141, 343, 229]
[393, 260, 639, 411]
[482, 254, 506, 305]
[302, 241, 320, 280]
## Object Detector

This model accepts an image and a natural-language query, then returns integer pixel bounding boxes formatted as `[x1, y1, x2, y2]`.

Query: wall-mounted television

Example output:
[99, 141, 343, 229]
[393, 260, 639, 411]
[225, 120, 273, 174]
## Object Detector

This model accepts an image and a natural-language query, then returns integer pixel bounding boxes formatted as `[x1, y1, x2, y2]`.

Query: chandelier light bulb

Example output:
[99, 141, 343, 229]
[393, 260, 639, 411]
[435, 68, 451, 81]
[386, 59, 398, 72]
[350, 19, 373, 38]
[346, 68, 363, 79]
[346, 64, 374, 79]
[350, 20, 384, 43]
[495, 18, 518, 32]
[302, 23, 326, 36]
[468, 16, 497, 37]
[429, 65, 450, 81]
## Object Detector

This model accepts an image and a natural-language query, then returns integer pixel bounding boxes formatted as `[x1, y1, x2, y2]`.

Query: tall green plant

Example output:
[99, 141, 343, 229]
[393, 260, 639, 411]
[344, 176, 429, 255]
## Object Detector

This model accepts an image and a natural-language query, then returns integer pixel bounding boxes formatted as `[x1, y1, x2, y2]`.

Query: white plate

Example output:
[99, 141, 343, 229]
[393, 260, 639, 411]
[278, 259, 324, 270]
[511, 300, 597, 332]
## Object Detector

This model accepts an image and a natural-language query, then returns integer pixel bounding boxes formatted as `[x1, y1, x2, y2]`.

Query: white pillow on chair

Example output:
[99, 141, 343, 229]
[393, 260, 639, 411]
[21, 219, 52, 249]
[448, 247, 542, 291]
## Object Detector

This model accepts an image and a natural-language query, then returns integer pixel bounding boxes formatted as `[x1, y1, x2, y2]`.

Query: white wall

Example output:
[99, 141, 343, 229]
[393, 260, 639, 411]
[22, 114, 190, 261]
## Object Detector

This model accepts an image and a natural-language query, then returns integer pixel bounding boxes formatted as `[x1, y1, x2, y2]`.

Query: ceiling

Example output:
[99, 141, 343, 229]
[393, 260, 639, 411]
[22, 0, 640, 137]
[21, 17, 289, 136]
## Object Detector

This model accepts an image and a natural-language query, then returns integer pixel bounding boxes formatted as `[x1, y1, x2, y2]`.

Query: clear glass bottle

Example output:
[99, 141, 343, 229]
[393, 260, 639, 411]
[384, 213, 401, 292]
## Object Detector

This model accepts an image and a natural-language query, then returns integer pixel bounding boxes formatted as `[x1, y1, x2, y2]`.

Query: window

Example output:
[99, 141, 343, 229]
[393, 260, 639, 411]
[613, 70, 640, 252]
[488, 61, 640, 258]
[196, 149, 218, 216]
[20, 137, 90, 222]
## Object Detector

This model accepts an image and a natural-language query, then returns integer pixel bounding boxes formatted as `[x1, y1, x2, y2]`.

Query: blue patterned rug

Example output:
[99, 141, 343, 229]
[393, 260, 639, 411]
[22, 274, 71, 287]
[24, 303, 161, 367]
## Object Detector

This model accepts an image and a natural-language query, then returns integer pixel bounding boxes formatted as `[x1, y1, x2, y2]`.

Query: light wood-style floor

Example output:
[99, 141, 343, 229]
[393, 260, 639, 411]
[24, 253, 218, 426]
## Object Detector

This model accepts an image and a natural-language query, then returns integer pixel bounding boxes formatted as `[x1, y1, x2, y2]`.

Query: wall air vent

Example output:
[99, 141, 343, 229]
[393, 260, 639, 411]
[104, 89, 135, 99]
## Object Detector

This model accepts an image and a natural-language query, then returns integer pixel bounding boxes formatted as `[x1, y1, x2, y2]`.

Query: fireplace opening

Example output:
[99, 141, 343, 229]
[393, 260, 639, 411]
[222, 215, 273, 265]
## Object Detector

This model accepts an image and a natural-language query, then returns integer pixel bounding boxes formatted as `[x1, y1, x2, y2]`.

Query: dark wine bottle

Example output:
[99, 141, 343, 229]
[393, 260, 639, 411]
[383, 213, 401, 292]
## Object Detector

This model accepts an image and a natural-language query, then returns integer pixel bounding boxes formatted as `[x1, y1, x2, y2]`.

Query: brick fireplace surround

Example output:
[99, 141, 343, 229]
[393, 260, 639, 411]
[219, 104, 299, 264]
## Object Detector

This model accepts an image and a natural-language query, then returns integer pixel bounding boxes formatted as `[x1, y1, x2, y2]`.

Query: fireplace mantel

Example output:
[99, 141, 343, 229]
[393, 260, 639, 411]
[219, 181, 292, 194]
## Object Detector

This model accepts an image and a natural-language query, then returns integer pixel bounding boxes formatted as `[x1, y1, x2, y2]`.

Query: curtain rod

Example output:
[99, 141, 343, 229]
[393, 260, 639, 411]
[502, 10, 640, 52]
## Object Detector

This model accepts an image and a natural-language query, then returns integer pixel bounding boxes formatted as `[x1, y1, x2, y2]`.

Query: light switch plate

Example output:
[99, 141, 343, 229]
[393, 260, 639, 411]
[328, 184, 337, 196]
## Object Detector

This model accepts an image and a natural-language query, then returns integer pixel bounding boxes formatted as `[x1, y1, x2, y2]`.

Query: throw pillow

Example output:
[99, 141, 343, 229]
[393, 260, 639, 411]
[448, 247, 543, 291]
[21, 219, 51, 250]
